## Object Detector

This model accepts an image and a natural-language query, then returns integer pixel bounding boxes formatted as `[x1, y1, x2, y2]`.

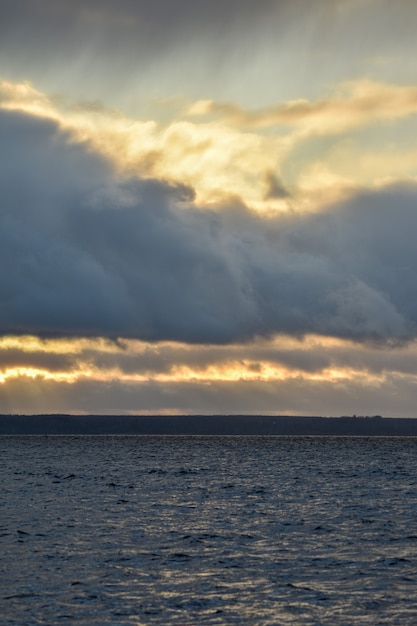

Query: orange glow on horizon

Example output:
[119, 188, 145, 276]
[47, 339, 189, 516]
[0, 333, 414, 388]
[0, 359, 386, 387]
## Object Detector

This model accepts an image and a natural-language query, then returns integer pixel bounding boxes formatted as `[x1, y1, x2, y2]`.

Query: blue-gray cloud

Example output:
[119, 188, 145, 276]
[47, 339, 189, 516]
[1, 108, 416, 344]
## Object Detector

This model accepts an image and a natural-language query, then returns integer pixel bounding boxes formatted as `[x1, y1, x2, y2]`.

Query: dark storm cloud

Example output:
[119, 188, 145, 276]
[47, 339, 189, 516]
[1, 108, 417, 344]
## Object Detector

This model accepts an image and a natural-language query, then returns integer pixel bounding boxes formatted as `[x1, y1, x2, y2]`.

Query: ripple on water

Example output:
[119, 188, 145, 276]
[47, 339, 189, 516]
[1, 435, 417, 624]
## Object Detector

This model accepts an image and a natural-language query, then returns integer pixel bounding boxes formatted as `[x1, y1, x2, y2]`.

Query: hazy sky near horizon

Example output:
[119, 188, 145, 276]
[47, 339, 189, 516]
[2, 0, 417, 416]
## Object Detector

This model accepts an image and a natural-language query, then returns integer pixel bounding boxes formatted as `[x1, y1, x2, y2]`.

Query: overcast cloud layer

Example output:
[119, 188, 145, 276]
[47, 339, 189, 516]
[2, 0, 417, 113]
[1, 108, 416, 345]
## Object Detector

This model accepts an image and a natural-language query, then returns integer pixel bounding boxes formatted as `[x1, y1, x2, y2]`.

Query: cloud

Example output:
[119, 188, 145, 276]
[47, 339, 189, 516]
[4, 330, 417, 416]
[3, 0, 417, 122]
[3, 1, 416, 63]
[0, 79, 290, 209]
[264, 172, 291, 200]
[1, 107, 417, 346]
[5, 333, 417, 389]
[4, 79, 417, 211]
[0, 0, 285, 88]
[0, 348, 72, 373]
[188, 81, 417, 135]
[2, 370, 417, 417]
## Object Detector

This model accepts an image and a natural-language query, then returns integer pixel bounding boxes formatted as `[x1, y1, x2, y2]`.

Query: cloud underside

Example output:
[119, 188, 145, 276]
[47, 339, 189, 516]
[1, 107, 417, 346]
[2, 333, 417, 416]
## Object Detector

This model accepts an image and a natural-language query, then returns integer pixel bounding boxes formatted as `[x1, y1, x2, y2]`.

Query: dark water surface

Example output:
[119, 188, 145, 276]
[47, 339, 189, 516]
[1, 436, 417, 624]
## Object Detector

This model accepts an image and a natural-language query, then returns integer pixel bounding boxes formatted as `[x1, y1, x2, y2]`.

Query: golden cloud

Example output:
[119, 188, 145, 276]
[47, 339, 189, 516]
[2, 78, 417, 214]
[187, 80, 417, 135]
[1, 334, 417, 390]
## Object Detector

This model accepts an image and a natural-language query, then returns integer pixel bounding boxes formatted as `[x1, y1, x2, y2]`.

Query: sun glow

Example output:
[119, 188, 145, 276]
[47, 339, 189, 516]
[3, 77, 417, 215]
[0, 335, 119, 354]
[0, 367, 78, 384]
[0, 362, 369, 385]
[0, 334, 393, 388]
[0, 79, 291, 210]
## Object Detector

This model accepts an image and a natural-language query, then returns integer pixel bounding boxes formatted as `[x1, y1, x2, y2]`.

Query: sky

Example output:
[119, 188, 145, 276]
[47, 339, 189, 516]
[1, 0, 417, 416]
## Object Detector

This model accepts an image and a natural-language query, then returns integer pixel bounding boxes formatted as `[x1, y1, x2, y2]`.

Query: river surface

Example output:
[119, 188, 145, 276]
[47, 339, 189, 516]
[1, 435, 417, 624]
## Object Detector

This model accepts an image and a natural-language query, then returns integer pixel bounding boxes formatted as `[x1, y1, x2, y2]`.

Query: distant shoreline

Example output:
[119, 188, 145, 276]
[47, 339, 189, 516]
[1, 414, 417, 437]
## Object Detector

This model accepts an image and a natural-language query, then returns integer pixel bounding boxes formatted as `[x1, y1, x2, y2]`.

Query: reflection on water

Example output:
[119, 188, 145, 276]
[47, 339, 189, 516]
[1, 436, 417, 624]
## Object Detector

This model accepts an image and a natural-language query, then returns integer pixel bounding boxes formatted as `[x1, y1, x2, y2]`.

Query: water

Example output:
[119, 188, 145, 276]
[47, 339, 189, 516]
[1, 436, 417, 625]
